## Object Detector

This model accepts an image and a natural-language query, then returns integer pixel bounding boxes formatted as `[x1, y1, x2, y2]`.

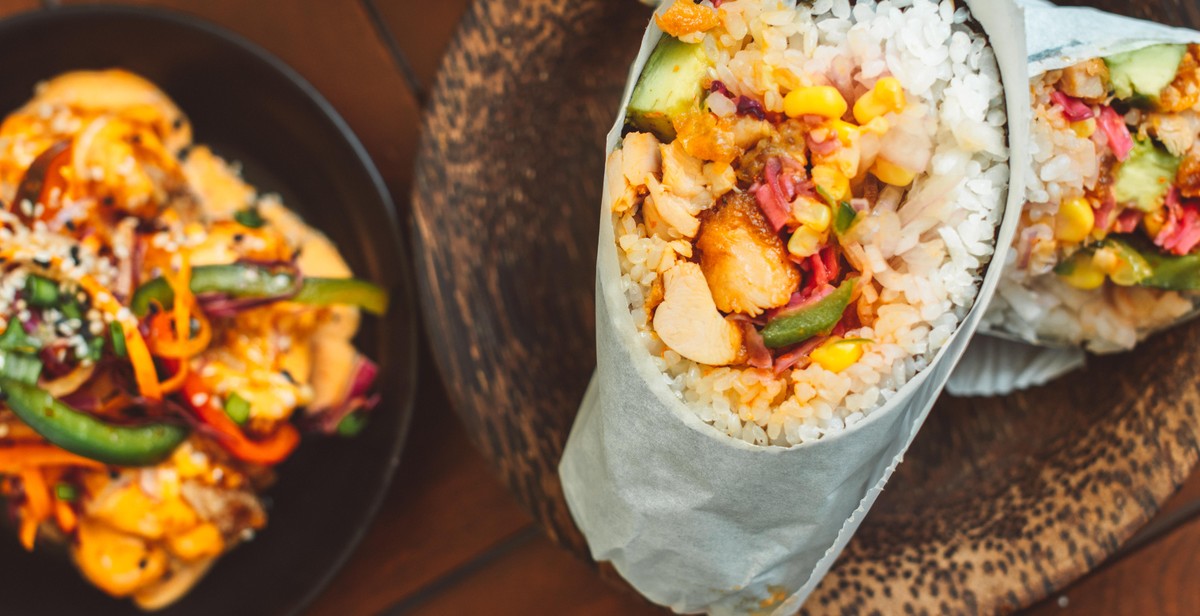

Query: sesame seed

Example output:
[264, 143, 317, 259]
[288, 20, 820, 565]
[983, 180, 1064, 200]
[191, 393, 209, 407]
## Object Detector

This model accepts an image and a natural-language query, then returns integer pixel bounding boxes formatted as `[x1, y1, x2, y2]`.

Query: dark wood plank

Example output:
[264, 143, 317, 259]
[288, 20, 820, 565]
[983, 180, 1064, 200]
[399, 531, 664, 616]
[372, 0, 472, 93]
[1024, 516, 1200, 616]
[0, 0, 35, 14]
[308, 359, 534, 616]
[60, 0, 422, 201]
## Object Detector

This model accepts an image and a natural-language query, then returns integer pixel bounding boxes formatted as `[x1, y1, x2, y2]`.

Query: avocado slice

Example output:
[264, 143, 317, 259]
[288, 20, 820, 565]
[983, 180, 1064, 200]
[627, 36, 710, 141]
[1113, 139, 1181, 212]
[1105, 44, 1188, 102]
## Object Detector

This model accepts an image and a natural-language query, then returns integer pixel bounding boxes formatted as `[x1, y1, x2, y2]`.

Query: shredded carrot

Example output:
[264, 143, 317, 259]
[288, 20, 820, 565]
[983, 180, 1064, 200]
[20, 469, 51, 523]
[76, 272, 162, 401]
[148, 254, 211, 359]
[54, 499, 77, 534]
[123, 327, 163, 401]
[0, 444, 106, 471]
[18, 509, 37, 550]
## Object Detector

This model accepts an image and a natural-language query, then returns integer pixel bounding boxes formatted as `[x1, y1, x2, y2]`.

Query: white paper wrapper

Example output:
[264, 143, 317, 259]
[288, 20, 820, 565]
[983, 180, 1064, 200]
[951, 1, 1200, 397]
[558, 2, 1032, 612]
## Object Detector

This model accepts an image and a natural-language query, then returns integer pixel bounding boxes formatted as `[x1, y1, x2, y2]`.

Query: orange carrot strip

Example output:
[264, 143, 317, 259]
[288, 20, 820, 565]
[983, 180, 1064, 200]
[77, 273, 162, 401]
[54, 499, 77, 534]
[18, 509, 37, 550]
[0, 444, 106, 470]
[20, 469, 51, 522]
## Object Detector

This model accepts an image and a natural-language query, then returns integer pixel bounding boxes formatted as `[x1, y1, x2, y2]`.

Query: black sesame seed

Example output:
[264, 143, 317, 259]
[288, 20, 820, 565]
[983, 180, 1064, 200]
[69, 245, 81, 265]
[33, 257, 50, 268]
[102, 196, 115, 207]
[173, 117, 184, 130]
[281, 369, 295, 384]
[178, 145, 193, 160]
[233, 233, 245, 243]
[64, 220, 76, 232]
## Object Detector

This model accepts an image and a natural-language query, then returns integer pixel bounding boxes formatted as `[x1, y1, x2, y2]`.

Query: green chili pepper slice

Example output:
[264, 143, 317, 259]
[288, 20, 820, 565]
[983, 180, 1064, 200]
[0, 377, 188, 466]
[131, 264, 388, 316]
[761, 277, 857, 349]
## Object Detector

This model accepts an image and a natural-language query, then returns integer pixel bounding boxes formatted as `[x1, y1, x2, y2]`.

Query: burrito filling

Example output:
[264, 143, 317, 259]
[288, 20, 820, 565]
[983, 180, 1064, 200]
[989, 44, 1200, 351]
[607, 0, 1008, 445]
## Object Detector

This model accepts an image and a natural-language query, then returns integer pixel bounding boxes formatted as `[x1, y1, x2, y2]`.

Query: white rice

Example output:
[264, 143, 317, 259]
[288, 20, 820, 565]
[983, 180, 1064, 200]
[984, 73, 1195, 353]
[610, 0, 1008, 446]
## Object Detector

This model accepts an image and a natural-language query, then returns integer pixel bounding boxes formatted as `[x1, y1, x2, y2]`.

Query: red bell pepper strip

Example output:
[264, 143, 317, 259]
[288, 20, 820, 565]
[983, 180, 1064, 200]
[182, 373, 299, 465]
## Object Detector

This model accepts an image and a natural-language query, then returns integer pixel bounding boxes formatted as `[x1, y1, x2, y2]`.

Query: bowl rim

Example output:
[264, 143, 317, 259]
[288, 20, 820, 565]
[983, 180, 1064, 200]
[0, 4, 420, 615]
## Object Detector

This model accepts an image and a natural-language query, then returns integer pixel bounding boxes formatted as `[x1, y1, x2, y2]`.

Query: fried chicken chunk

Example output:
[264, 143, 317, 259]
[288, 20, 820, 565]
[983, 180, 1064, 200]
[1058, 58, 1110, 102]
[695, 192, 800, 317]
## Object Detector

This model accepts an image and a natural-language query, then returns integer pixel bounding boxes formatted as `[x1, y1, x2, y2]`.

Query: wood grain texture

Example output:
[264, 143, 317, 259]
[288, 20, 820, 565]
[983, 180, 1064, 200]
[59, 0, 422, 202]
[1025, 517, 1200, 616]
[413, 0, 652, 554]
[411, 0, 1200, 613]
[372, 0, 472, 92]
[400, 531, 665, 616]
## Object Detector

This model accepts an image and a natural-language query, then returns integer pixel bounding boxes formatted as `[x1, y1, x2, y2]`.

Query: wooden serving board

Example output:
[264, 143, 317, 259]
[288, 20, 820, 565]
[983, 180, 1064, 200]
[411, 0, 1200, 613]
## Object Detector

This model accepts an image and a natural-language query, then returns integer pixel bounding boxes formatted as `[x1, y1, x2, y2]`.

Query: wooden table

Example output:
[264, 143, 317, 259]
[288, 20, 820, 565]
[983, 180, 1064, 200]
[5, 0, 1196, 613]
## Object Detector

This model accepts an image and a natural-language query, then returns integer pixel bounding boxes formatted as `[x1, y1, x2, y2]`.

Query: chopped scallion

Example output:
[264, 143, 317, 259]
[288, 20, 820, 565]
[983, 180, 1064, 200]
[25, 275, 59, 308]
[224, 392, 251, 425]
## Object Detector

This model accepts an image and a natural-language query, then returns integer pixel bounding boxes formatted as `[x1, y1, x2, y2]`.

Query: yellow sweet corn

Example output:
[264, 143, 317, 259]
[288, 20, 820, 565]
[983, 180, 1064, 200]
[811, 164, 850, 201]
[829, 120, 860, 145]
[853, 77, 906, 125]
[792, 197, 832, 232]
[784, 86, 848, 119]
[1059, 256, 1106, 290]
[1071, 118, 1097, 139]
[1054, 196, 1095, 243]
[869, 158, 915, 187]
[810, 337, 869, 373]
[787, 225, 823, 258]
[1144, 207, 1167, 238]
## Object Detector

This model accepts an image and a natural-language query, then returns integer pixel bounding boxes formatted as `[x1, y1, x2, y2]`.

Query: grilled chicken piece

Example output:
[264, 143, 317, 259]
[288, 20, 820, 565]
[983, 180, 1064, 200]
[1148, 112, 1200, 156]
[1058, 58, 1110, 102]
[1160, 45, 1200, 113]
[644, 174, 701, 238]
[621, 131, 661, 186]
[653, 262, 742, 366]
[1178, 147, 1200, 199]
[696, 192, 800, 316]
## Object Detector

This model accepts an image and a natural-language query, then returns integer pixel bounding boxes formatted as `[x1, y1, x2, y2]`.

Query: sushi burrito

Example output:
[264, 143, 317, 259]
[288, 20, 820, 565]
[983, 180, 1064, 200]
[559, 0, 1031, 612]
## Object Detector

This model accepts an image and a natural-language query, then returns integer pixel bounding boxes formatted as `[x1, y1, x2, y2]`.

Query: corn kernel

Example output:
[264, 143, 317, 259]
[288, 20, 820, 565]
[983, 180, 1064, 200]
[810, 337, 868, 373]
[168, 522, 225, 561]
[853, 77, 906, 125]
[1092, 247, 1120, 275]
[783, 86, 848, 119]
[870, 158, 915, 187]
[1144, 207, 1167, 238]
[829, 120, 860, 145]
[1059, 256, 1106, 290]
[1071, 118, 1097, 139]
[787, 225, 823, 258]
[792, 197, 832, 232]
[1054, 196, 1095, 243]
[811, 165, 850, 201]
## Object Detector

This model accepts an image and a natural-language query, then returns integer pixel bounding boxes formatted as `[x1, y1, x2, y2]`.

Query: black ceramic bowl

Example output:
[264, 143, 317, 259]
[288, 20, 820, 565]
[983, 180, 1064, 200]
[0, 6, 417, 616]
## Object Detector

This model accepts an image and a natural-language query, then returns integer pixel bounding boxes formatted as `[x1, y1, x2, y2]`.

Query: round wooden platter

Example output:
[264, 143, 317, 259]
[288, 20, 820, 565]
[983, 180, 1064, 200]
[412, 0, 1200, 613]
